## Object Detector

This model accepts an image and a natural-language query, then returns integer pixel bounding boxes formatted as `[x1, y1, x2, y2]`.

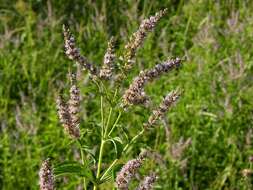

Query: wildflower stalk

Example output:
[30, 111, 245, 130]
[95, 139, 105, 188]
[63, 25, 97, 75]
[116, 154, 146, 189]
[99, 37, 116, 79]
[56, 95, 80, 138]
[39, 159, 54, 190]
[136, 173, 157, 190]
[123, 9, 168, 72]
[46, 8, 186, 190]
[100, 95, 105, 137]
[147, 90, 180, 126]
[93, 95, 106, 190]
[94, 91, 118, 189]
[123, 58, 182, 106]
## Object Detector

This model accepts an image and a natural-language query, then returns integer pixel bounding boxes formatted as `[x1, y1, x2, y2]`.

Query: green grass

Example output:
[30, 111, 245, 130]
[0, 0, 253, 189]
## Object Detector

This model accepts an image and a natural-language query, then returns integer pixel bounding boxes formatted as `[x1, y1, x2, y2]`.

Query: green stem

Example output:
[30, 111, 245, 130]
[104, 107, 112, 137]
[94, 95, 106, 190]
[93, 88, 120, 190]
[94, 139, 105, 190]
[123, 129, 144, 153]
[108, 111, 122, 137]
[100, 96, 104, 137]
[112, 88, 118, 103]
[97, 139, 105, 178]
[96, 127, 144, 187]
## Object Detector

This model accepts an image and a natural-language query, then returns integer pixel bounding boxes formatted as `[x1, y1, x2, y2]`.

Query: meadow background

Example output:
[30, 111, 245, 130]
[0, 0, 253, 189]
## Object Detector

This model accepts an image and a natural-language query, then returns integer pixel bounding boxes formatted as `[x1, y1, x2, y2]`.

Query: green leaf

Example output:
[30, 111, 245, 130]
[83, 147, 96, 163]
[106, 137, 123, 156]
[98, 175, 112, 184]
[112, 136, 123, 144]
[53, 161, 95, 182]
[108, 139, 118, 156]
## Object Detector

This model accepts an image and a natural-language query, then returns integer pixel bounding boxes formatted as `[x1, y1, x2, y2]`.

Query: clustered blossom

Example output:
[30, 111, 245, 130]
[56, 75, 81, 138]
[136, 173, 157, 190]
[39, 159, 54, 190]
[56, 96, 80, 138]
[116, 154, 146, 190]
[123, 58, 181, 106]
[63, 24, 97, 75]
[99, 37, 116, 79]
[68, 74, 81, 128]
[147, 90, 180, 126]
[123, 9, 167, 71]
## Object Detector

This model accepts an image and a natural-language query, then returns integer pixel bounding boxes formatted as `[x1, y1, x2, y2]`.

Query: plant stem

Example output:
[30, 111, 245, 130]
[100, 95, 104, 137]
[94, 139, 105, 190]
[108, 111, 122, 136]
[95, 127, 144, 188]
[94, 95, 106, 190]
[123, 129, 144, 153]
[104, 107, 112, 137]
[97, 139, 105, 178]
[95, 128, 144, 188]
[94, 88, 120, 190]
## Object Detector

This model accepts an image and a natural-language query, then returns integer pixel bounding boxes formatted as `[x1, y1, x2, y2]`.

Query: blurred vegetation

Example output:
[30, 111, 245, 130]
[0, 0, 253, 189]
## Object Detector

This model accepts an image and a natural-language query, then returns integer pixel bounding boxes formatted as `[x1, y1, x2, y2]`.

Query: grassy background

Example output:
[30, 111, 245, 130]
[0, 0, 253, 189]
